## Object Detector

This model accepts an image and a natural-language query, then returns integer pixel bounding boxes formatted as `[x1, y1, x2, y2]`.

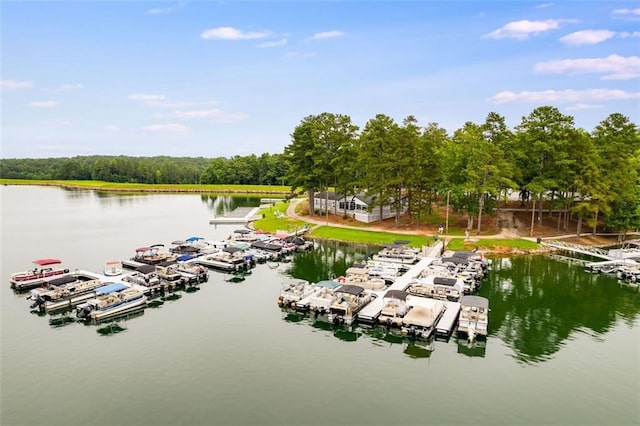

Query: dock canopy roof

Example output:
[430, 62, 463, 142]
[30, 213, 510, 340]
[33, 258, 62, 266]
[336, 284, 365, 296]
[186, 237, 203, 242]
[461, 295, 489, 309]
[233, 229, 251, 234]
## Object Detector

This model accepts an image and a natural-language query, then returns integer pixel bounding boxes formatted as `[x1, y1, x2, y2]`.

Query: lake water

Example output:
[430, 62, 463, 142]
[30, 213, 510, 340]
[1, 186, 639, 425]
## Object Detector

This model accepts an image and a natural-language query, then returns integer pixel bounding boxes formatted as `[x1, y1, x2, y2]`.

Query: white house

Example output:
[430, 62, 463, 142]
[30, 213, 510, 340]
[313, 191, 408, 223]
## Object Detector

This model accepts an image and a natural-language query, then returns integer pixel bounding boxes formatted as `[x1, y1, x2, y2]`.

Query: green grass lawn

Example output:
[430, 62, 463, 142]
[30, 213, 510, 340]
[447, 237, 539, 251]
[309, 226, 429, 247]
[253, 201, 307, 233]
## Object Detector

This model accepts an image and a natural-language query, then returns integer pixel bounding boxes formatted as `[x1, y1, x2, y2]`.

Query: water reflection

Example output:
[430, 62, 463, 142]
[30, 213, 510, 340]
[285, 240, 378, 283]
[200, 194, 262, 216]
[456, 338, 486, 358]
[480, 255, 640, 364]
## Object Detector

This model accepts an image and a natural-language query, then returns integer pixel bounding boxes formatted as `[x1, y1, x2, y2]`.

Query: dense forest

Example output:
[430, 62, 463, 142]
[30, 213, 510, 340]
[1, 106, 639, 234]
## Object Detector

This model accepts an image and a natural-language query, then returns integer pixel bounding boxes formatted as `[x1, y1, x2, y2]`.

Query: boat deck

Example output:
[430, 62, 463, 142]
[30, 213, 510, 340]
[435, 301, 461, 336]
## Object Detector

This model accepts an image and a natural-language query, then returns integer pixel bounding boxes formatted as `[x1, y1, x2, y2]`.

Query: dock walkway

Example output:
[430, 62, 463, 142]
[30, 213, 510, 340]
[357, 242, 444, 323]
[209, 207, 261, 224]
[435, 301, 461, 336]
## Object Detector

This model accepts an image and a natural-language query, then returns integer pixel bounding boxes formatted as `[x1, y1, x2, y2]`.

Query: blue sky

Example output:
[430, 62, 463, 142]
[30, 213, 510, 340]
[2, 1, 639, 159]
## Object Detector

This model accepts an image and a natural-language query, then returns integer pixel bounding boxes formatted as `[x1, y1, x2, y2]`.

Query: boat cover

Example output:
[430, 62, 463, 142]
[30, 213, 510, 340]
[33, 258, 62, 266]
[461, 295, 489, 309]
[384, 290, 409, 300]
[96, 282, 127, 295]
[47, 275, 78, 287]
[135, 264, 157, 274]
[433, 277, 458, 287]
[177, 254, 196, 262]
[336, 284, 365, 296]
[315, 280, 341, 289]
[186, 236, 203, 242]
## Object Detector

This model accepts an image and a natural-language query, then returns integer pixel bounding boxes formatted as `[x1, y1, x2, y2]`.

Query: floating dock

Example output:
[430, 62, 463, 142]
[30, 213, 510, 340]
[209, 207, 262, 224]
[357, 242, 444, 324]
[435, 301, 461, 337]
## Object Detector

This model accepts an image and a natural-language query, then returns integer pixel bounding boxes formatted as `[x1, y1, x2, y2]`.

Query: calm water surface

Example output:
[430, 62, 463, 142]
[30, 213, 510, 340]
[1, 186, 639, 425]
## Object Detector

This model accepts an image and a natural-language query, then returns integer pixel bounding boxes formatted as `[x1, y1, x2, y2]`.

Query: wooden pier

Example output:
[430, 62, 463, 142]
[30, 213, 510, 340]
[541, 240, 612, 260]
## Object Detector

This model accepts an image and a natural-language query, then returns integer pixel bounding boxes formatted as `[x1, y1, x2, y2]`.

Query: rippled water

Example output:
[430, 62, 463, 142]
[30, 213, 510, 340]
[1, 186, 639, 425]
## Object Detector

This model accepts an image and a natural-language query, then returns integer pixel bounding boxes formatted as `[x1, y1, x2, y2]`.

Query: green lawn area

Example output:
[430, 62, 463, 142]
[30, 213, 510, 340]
[447, 237, 539, 251]
[309, 226, 429, 247]
[253, 202, 307, 233]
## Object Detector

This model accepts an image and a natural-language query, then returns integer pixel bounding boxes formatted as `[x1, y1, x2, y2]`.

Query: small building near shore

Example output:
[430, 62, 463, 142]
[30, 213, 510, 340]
[313, 191, 407, 223]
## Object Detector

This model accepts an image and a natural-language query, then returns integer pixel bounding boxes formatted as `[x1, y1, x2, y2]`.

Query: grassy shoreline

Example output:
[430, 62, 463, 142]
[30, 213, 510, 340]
[4, 180, 542, 253]
[0, 179, 294, 194]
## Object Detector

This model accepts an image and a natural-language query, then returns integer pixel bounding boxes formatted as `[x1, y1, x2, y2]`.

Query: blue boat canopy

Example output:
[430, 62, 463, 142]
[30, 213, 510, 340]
[96, 282, 127, 295]
[315, 280, 341, 289]
[186, 236, 203, 242]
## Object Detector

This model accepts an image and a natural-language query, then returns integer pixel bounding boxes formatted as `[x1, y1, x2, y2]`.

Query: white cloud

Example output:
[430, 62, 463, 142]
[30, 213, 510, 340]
[29, 100, 59, 108]
[613, 8, 640, 15]
[147, 7, 173, 14]
[620, 31, 640, 38]
[1, 79, 34, 90]
[560, 30, 615, 46]
[127, 93, 166, 101]
[484, 19, 576, 40]
[311, 30, 345, 40]
[201, 27, 271, 40]
[42, 83, 84, 92]
[489, 88, 640, 104]
[142, 123, 189, 133]
[257, 38, 288, 48]
[104, 125, 119, 132]
[566, 103, 604, 111]
[560, 30, 640, 46]
[534, 3, 554, 8]
[535, 54, 640, 80]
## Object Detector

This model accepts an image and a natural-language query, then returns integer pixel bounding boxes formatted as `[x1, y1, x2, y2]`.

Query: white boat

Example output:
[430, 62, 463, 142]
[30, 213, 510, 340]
[401, 297, 446, 340]
[337, 266, 387, 290]
[372, 245, 420, 265]
[277, 280, 316, 308]
[29, 275, 107, 312]
[305, 280, 343, 314]
[10, 258, 70, 291]
[103, 260, 123, 277]
[121, 264, 161, 288]
[76, 284, 147, 321]
[378, 290, 410, 327]
[406, 275, 464, 302]
[194, 247, 254, 272]
[327, 284, 374, 326]
[457, 295, 489, 342]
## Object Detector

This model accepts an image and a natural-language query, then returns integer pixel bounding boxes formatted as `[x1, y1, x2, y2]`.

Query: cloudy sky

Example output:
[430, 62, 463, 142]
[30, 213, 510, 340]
[1, 1, 638, 159]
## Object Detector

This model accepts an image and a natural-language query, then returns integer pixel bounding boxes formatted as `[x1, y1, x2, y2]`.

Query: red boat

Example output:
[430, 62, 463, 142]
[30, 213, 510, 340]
[10, 259, 69, 291]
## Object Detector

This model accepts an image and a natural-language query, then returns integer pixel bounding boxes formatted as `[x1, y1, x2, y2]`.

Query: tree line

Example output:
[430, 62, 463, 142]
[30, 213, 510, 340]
[0, 154, 289, 186]
[1, 106, 638, 234]
[285, 107, 640, 236]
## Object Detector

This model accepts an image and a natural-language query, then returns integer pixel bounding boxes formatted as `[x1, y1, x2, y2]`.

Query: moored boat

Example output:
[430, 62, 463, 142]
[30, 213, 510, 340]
[103, 260, 123, 277]
[10, 259, 70, 291]
[400, 297, 446, 340]
[328, 284, 374, 326]
[277, 280, 316, 308]
[29, 276, 112, 312]
[76, 284, 147, 321]
[457, 295, 489, 342]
